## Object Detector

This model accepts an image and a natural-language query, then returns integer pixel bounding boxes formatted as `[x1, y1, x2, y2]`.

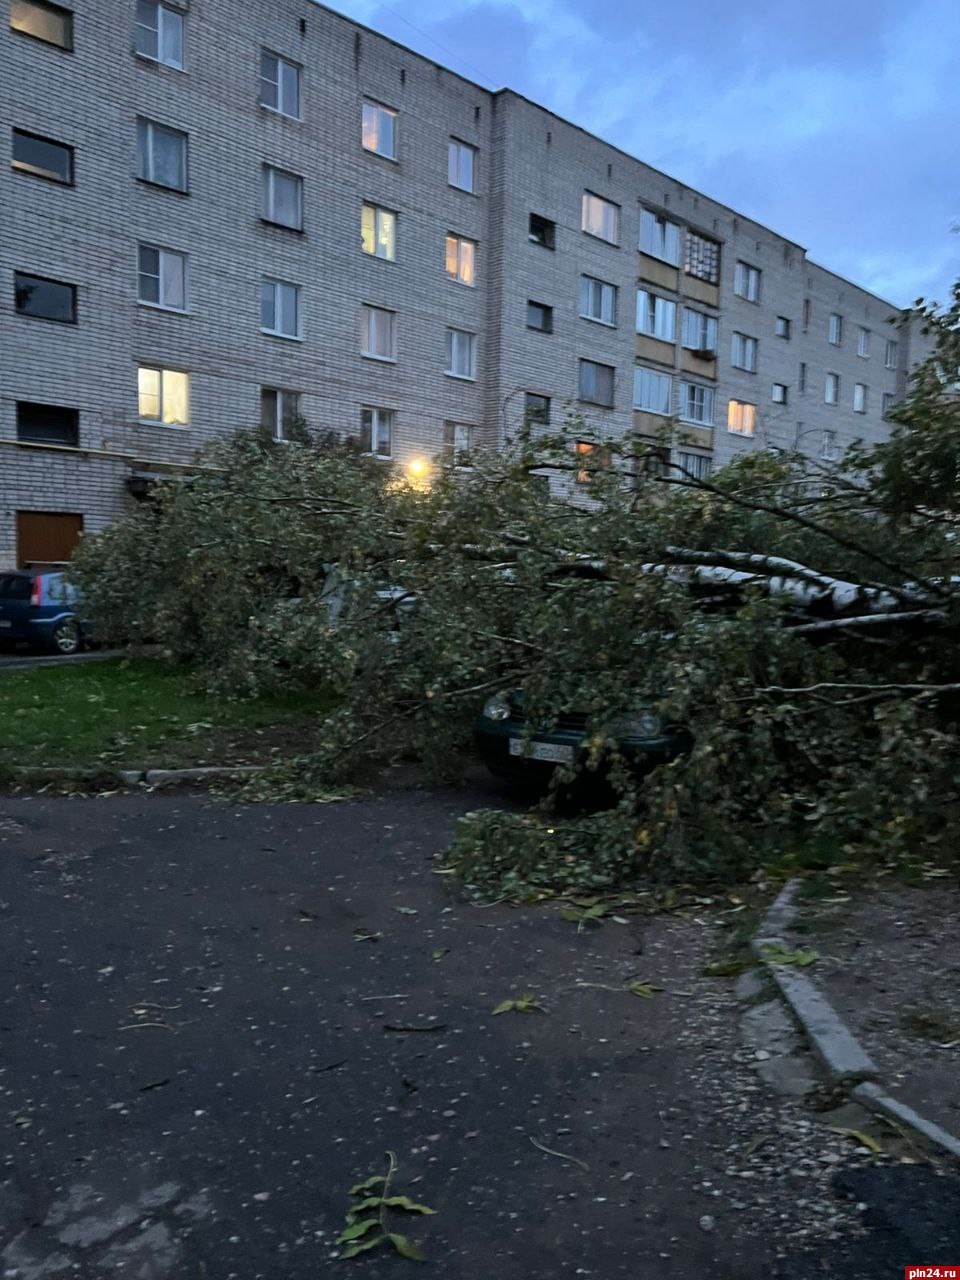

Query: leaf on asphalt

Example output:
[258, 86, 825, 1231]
[384, 1023, 447, 1034]
[381, 1196, 437, 1215]
[388, 1233, 426, 1261]
[493, 993, 543, 1014]
[760, 944, 820, 967]
[702, 958, 754, 978]
[340, 1236, 385, 1259]
[831, 1127, 884, 1154]
[432, 947, 450, 961]
[337, 1218, 380, 1243]
[353, 928, 381, 942]
[626, 980, 663, 998]
[394, 906, 418, 916]
[347, 1197, 386, 1217]
[348, 1175, 387, 1195]
[529, 1135, 589, 1171]
[743, 1132, 772, 1157]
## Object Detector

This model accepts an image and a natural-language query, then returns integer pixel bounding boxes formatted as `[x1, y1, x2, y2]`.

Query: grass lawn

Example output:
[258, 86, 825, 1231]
[0, 659, 335, 770]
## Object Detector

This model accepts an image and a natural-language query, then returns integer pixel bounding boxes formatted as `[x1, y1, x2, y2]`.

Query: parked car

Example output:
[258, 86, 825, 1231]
[0, 571, 88, 655]
[475, 689, 691, 786]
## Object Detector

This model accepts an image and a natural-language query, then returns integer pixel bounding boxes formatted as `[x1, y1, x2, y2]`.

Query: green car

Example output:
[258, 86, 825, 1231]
[475, 690, 690, 786]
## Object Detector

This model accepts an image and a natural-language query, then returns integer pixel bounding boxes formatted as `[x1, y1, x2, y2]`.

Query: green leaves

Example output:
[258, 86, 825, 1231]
[759, 944, 820, 968]
[339, 1154, 434, 1263]
[493, 993, 543, 1015]
[388, 1234, 427, 1261]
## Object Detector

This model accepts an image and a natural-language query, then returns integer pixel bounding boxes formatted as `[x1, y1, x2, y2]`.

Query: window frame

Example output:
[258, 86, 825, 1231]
[578, 358, 615, 408]
[677, 451, 712, 481]
[524, 392, 550, 425]
[9, 0, 73, 50]
[137, 243, 187, 312]
[360, 405, 394, 459]
[260, 387, 301, 442]
[259, 49, 301, 119]
[821, 429, 839, 461]
[135, 0, 184, 70]
[15, 400, 79, 447]
[733, 260, 761, 303]
[853, 382, 868, 414]
[361, 203, 396, 260]
[444, 233, 476, 286]
[679, 381, 715, 426]
[633, 366, 672, 416]
[443, 420, 473, 466]
[884, 339, 899, 370]
[775, 315, 791, 339]
[261, 163, 303, 230]
[637, 290, 677, 342]
[13, 271, 77, 324]
[639, 208, 680, 265]
[11, 128, 74, 184]
[680, 305, 717, 353]
[771, 382, 788, 405]
[260, 277, 302, 340]
[361, 99, 397, 160]
[137, 365, 190, 427]
[857, 326, 871, 359]
[528, 213, 555, 249]
[581, 192, 620, 245]
[445, 327, 477, 381]
[136, 117, 188, 192]
[731, 331, 758, 373]
[726, 398, 755, 436]
[579, 275, 617, 327]
[828, 313, 843, 346]
[824, 372, 840, 405]
[683, 229, 720, 284]
[526, 301, 553, 333]
[360, 304, 397, 362]
[447, 138, 476, 193]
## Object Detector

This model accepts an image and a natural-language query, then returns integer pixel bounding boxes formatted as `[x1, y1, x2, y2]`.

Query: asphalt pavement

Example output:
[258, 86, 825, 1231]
[0, 648, 125, 674]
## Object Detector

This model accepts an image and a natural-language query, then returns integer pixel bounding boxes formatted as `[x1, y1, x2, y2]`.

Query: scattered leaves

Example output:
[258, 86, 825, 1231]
[339, 1153, 433, 1262]
[759, 944, 820, 967]
[493, 993, 544, 1015]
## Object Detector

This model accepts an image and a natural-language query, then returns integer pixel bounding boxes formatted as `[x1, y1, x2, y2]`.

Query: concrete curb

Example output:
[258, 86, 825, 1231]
[1, 765, 265, 790]
[754, 878, 960, 1162]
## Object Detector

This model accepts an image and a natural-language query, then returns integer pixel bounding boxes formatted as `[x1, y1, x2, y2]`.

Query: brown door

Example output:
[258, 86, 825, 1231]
[16, 511, 84, 569]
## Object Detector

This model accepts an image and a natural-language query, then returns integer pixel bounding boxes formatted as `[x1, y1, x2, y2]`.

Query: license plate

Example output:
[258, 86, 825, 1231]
[509, 739, 574, 764]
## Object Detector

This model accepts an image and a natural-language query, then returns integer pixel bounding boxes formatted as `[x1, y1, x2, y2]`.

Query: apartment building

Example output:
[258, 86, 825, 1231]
[0, 0, 928, 569]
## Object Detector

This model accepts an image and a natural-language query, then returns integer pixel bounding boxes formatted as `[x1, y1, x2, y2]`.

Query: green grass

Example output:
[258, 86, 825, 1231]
[0, 659, 335, 769]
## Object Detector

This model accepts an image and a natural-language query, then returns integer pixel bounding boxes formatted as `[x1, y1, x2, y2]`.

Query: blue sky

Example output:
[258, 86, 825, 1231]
[328, 0, 960, 307]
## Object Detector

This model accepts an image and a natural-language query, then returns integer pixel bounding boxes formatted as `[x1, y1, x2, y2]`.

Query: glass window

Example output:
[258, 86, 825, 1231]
[828, 313, 843, 345]
[639, 209, 680, 264]
[857, 326, 871, 358]
[677, 451, 712, 480]
[578, 359, 615, 407]
[361, 204, 396, 260]
[261, 278, 300, 338]
[445, 234, 476, 285]
[528, 213, 555, 249]
[885, 339, 898, 369]
[9, 0, 72, 49]
[825, 372, 840, 404]
[136, 118, 187, 190]
[524, 393, 550, 424]
[775, 316, 791, 339]
[11, 129, 73, 183]
[527, 301, 552, 333]
[259, 51, 300, 118]
[882, 392, 895, 420]
[135, 2, 183, 69]
[683, 231, 720, 283]
[726, 399, 755, 436]
[360, 306, 396, 360]
[731, 332, 758, 372]
[633, 367, 672, 415]
[445, 328, 476, 379]
[579, 275, 617, 325]
[16, 401, 78, 446]
[772, 382, 788, 404]
[853, 382, 867, 413]
[14, 272, 75, 322]
[362, 101, 396, 159]
[581, 192, 619, 244]
[261, 388, 300, 441]
[137, 244, 186, 310]
[799, 361, 807, 392]
[680, 382, 715, 425]
[637, 291, 677, 342]
[262, 165, 302, 229]
[448, 139, 476, 192]
[443, 420, 472, 464]
[821, 429, 839, 460]
[360, 406, 393, 457]
[138, 366, 189, 425]
[734, 261, 761, 302]
[574, 440, 612, 484]
[681, 306, 717, 352]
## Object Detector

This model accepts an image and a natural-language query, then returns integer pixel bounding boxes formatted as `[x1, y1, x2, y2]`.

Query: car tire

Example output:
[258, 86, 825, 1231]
[48, 618, 81, 656]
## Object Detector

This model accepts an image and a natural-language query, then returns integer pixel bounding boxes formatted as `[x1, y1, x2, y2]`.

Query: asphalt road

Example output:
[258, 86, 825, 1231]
[0, 648, 125, 674]
[1, 789, 957, 1279]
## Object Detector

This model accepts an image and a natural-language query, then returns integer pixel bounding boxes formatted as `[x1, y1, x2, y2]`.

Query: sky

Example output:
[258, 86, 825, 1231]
[327, 0, 960, 308]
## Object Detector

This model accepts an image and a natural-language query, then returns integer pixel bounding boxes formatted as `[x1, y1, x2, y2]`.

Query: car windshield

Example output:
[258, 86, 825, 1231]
[0, 574, 32, 600]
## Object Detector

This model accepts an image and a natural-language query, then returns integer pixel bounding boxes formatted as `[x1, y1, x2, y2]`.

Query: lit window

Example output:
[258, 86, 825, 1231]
[135, 1, 183, 69]
[885, 339, 898, 369]
[731, 332, 758, 372]
[261, 278, 301, 338]
[828, 313, 843, 345]
[683, 230, 720, 283]
[261, 388, 300, 441]
[734, 261, 761, 302]
[360, 305, 396, 360]
[726, 399, 755, 436]
[637, 291, 677, 342]
[443, 421, 473, 465]
[136, 117, 187, 191]
[527, 301, 553, 333]
[9, 0, 72, 49]
[260, 51, 300, 118]
[12, 129, 73, 184]
[362, 101, 396, 159]
[681, 306, 717, 352]
[528, 213, 555, 249]
[448, 139, 476, 192]
[775, 316, 791, 339]
[853, 382, 867, 413]
[579, 359, 615, 407]
[639, 209, 680, 264]
[581, 192, 619, 244]
[677, 451, 712, 480]
[137, 244, 186, 310]
[681, 382, 715, 425]
[16, 401, 78, 447]
[524, 393, 549, 424]
[825, 372, 840, 404]
[574, 440, 612, 484]
[360, 406, 393, 457]
[138, 366, 189, 425]
[361, 204, 396, 260]
[580, 275, 617, 325]
[262, 165, 302, 229]
[772, 382, 788, 404]
[13, 272, 76, 323]
[445, 234, 476, 285]
[445, 328, 477, 379]
[857, 327, 871, 358]
[633, 367, 672, 415]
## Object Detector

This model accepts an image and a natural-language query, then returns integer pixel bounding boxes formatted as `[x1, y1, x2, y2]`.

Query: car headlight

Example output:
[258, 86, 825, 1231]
[608, 711, 662, 739]
[482, 692, 512, 722]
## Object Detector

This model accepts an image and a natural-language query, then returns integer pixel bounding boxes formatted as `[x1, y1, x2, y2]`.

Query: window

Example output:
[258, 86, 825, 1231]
[821, 429, 839, 461]
[445, 234, 476, 286]
[448, 139, 476, 192]
[581, 192, 619, 244]
[726, 399, 755, 436]
[775, 316, 791, 339]
[680, 382, 714, 425]
[579, 359, 615, 407]
[360, 305, 396, 361]
[825, 372, 840, 404]
[681, 306, 717, 352]
[731, 332, 758, 372]
[633, 367, 672, 415]
[9, 0, 72, 48]
[262, 165, 302, 229]
[259, 50, 300, 118]
[137, 244, 186, 310]
[16, 401, 78, 447]
[13, 272, 75, 323]
[637, 291, 677, 342]
[802, 298, 811, 332]
[885, 339, 899, 369]
[445, 328, 476, 379]
[361, 204, 396, 260]
[529, 213, 555, 249]
[11, 129, 73, 183]
[360, 406, 393, 458]
[799, 362, 807, 392]
[443, 420, 472, 465]
[135, 2, 183, 69]
[138, 366, 189, 425]
[683, 230, 720, 284]
[639, 209, 680, 264]
[857, 327, 871, 358]
[527, 301, 552, 333]
[828, 313, 843, 345]
[261, 388, 300, 441]
[574, 440, 612, 484]
[362, 101, 396, 159]
[579, 276, 617, 326]
[853, 383, 867, 413]
[524, 393, 550, 425]
[261, 278, 301, 338]
[677, 451, 712, 481]
[734, 261, 761, 302]
[136, 118, 187, 191]
[882, 392, 895, 420]
[772, 382, 788, 404]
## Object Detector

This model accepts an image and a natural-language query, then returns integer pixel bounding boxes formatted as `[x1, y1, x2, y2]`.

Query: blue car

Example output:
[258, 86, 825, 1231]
[0, 571, 87, 655]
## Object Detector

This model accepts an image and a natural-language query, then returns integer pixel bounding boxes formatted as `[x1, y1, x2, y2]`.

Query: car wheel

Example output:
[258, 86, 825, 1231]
[49, 618, 81, 656]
